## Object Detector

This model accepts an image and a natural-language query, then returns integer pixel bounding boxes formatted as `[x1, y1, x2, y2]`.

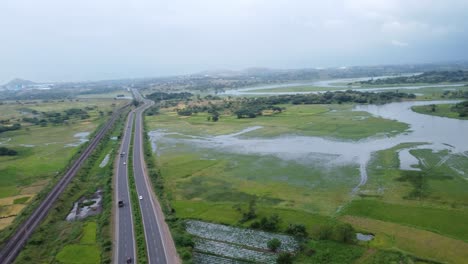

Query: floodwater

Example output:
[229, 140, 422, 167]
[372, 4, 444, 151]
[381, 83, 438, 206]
[65, 132, 90, 147]
[149, 100, 468, 192]
[223, 75, 466, 96]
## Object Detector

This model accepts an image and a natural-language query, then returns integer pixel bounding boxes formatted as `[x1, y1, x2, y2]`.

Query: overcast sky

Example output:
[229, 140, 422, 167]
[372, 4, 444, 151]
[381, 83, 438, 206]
[1, 0, 467, 84]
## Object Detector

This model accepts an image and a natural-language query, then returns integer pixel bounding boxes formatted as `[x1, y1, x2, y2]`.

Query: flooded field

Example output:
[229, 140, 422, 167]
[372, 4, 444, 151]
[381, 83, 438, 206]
[150, 100, 468, 194]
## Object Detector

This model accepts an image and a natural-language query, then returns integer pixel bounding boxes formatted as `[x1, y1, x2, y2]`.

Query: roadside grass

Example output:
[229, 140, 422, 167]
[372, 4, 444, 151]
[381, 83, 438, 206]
[412, 104, 468, 120]
[80, 222, 97, 244]
[341, 215, 468, 264]
[55, 221, 100, 264]
[12, 109, 128, 263]
[56, 245, 100, 264]
[146, 104, 409, 140]
[341, 199, 468, 242]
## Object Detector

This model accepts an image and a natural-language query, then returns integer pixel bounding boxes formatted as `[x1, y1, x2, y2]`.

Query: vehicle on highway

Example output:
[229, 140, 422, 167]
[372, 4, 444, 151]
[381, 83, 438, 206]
[139, 195, 143, 200]
[118, 200, 124, 207]
[126, 256, 132, 263]
[123, 162, 126, 165]
[120, 151, 126, 157]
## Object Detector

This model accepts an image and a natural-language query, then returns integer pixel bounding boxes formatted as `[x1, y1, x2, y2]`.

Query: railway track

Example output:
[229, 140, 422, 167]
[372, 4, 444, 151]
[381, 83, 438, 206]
[0, 104, 129, 264]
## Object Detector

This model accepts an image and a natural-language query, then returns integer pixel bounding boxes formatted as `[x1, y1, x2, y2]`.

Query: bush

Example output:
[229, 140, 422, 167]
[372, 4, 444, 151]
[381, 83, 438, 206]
[0, 147, 18, 156]
[251, 214, 281, 232]
[267, 238, 282, 252]
[286, 224, 308, 238]
[277, 252, 294, 264]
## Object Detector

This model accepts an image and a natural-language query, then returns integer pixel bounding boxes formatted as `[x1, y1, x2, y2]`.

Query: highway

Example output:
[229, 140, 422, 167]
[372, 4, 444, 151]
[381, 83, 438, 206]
[131, 90, 178, 264]
[114, 111, 137, 263]
[0, 105, 129, 264]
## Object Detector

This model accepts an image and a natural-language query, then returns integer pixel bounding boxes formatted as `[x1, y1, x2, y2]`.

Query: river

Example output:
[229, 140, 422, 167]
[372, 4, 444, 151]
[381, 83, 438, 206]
[222, 76, 466, 96]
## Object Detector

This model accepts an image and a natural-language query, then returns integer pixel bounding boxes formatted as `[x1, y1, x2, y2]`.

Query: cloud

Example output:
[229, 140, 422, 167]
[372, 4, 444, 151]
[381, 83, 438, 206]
[0, 0, 467, 83]
[391, 40, 409, 47]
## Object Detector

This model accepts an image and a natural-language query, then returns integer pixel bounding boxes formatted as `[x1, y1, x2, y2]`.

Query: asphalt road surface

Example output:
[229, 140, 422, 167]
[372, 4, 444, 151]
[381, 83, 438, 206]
[132, 89, 179, 264]
[114, 111, 136, 263]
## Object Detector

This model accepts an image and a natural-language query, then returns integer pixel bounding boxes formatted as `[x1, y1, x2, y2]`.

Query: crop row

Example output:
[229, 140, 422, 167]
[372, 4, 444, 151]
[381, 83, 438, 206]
[186, 220, 298, 252]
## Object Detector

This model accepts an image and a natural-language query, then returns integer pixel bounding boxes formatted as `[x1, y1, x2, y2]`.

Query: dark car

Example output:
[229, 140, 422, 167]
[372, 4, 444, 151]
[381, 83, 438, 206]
[118, 200, 124, 207]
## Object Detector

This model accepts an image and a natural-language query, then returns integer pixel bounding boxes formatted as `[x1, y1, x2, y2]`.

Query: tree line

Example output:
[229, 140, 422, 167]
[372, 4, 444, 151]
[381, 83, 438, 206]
[356, 70, 468, 85]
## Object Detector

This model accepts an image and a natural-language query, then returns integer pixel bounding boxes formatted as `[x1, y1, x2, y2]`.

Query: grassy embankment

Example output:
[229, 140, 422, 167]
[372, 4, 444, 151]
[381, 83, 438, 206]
[12, 107, 129, 263]
[412, 104, 468, 120]
[0, 99, 126, 235]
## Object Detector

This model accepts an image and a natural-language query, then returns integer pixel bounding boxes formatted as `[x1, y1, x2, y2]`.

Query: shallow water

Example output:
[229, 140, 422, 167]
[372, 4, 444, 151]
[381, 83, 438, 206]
[65, 131, 90, 147]
[149, 100, 468, 192]
[223, 75, 466, 96]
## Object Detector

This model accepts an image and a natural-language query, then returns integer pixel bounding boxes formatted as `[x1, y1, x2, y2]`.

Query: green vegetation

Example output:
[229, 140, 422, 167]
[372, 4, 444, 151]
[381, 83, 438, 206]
[245, 85, 342, 93]
[55, 222, 100, 264]
[356, 71, 468, 85]
[341, 199, 468, 241]
[0, 123, 21, 134]
[12, 108, 128, 263]
[147, 104, 408, 140]
[0, 147, 17, 156]
[342, 215, 468, 264]
[143, 95, 468, 264]
[12, 197, 29, 204]
[412, 102, 468, 119]
[177, 91, 416, 120]
[0, 98, 124, 234]
[295, 240, 364, 264]
[267, 238, 281, 252]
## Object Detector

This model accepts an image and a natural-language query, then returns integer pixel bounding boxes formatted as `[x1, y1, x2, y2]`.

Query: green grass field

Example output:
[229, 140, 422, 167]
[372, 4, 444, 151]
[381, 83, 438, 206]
[55, 221, 100, 264]
[341, 199, 468, 241]
[0, 99, 125, 231]
[412, 104, 468, 120]
[147, 104, 408, 140]
[13, 111, 126, 263]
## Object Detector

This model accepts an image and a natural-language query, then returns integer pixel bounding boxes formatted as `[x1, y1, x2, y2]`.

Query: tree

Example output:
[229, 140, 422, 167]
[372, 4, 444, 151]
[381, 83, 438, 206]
[267, 238, 281, 252]
[286, 224, 308, 238]
[277, 252, 293, 264]
[240, 198, 257, 223]
[332, 223, 355, 244]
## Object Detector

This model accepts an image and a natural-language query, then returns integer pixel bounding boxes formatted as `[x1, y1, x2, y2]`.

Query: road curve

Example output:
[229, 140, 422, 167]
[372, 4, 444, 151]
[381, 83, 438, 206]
[132, 90, 179, 264]
[0, 105, 129, 264]
[114, 111, 137, 263]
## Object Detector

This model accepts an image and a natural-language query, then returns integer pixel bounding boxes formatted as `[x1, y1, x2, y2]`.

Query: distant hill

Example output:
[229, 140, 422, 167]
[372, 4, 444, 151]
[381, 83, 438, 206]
[2, 78, 36, 89]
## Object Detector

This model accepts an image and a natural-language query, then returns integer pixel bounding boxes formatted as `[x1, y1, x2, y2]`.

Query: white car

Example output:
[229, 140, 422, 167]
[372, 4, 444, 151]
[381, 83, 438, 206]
[139, 195, 143, 200]
[123, 162, 126, 165]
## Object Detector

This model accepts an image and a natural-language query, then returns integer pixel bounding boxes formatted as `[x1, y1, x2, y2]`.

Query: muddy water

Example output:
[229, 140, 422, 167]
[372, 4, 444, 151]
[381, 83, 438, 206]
[149, 100, 468, 192]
